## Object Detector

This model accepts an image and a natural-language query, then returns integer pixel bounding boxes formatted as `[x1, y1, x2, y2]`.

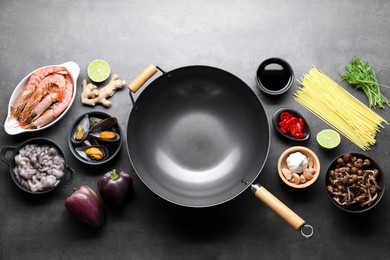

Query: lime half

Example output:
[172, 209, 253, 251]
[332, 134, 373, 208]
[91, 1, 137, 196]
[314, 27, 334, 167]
[87, 59, 110, 83]
[316, 129, 341, 149]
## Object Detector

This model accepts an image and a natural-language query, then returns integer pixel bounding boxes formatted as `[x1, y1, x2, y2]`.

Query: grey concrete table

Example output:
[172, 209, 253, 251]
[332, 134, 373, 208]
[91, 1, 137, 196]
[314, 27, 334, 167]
[1, 1, 389, 259]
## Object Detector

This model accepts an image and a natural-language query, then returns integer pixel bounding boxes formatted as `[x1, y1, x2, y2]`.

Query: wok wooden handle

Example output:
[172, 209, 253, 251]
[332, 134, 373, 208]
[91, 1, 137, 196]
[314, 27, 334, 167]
[128, 64, 158, 93]
[252, 184, 305, 230]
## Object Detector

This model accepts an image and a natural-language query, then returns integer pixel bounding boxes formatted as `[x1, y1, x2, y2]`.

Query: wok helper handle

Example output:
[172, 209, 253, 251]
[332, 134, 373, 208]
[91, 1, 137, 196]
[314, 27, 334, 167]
[128, 64, 158, 93]
[251, 184, 313, 237]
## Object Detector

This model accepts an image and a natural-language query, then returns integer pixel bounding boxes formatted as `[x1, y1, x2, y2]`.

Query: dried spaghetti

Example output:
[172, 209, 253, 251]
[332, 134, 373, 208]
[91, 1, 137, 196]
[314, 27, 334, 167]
[294, 67, 388, 150]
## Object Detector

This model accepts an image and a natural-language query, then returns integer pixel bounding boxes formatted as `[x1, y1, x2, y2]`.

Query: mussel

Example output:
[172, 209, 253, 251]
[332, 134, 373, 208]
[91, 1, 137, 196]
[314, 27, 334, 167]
[90, 130, 120, 142]
[89, 117, 120, 142]
[71, 115, 90, 144]
[72, 116, 120, 144]
[89, 117, 104, 129]
[75, 145, 109, 161]
[89, 117, 117, 133]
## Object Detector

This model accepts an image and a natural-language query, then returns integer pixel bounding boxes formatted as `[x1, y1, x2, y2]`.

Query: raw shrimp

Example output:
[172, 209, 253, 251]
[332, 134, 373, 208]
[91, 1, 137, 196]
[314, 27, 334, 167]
[19, 73, 67, 125]
[26, 92, 58, 123]
[26, 76, 73, 129]
[11, 66, 68, 119]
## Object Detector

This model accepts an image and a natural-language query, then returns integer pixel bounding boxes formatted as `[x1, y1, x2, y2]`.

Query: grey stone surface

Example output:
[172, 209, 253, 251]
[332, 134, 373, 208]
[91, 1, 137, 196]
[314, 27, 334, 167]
[0, 0, 389, 259]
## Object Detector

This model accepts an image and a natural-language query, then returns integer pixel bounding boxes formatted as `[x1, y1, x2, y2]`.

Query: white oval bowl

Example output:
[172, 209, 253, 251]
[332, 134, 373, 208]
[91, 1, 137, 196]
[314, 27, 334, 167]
[4, 61, 80, 135]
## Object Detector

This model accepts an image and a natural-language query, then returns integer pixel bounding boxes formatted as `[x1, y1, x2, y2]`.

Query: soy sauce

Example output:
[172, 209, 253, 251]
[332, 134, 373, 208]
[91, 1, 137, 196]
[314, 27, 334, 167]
[259, 63, 291, 91]
[256, 58, 294, 95]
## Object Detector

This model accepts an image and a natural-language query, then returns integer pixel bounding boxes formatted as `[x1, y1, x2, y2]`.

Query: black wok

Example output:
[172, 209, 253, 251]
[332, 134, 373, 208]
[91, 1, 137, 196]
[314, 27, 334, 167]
[126, 65, 313, 237]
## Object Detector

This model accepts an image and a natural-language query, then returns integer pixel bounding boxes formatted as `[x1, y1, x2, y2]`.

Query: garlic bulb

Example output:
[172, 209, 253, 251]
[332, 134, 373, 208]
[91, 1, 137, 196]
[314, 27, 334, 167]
[286, 152, 308, 173]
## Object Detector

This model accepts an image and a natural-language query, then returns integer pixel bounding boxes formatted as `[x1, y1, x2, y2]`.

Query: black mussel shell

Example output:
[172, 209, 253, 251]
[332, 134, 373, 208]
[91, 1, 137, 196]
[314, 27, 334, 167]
[89, 117, 118, 133]
[71, 114, 90, 144]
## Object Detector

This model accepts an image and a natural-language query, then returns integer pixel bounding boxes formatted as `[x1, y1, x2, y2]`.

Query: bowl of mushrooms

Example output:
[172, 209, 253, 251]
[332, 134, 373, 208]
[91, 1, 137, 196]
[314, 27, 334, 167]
[278, 146, 320, 188]
[325, 153, 385, 213]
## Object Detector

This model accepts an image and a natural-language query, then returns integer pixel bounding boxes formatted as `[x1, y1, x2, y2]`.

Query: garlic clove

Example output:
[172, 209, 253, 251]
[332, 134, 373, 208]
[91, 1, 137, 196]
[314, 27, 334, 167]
[292, 173, 301, 184]
[281, 168, 293, 181]
[308, 157, 314, 168]
[303, 168, 315, 180]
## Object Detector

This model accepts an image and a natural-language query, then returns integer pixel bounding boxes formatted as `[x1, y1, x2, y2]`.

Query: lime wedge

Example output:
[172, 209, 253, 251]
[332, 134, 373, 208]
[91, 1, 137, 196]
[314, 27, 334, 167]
[87, 59, 110, 83]
[316, 129, 341, 149]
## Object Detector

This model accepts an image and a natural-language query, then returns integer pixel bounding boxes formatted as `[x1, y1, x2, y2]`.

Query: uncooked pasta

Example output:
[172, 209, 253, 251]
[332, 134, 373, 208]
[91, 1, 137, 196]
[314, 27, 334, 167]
[294, 67, 388, 150]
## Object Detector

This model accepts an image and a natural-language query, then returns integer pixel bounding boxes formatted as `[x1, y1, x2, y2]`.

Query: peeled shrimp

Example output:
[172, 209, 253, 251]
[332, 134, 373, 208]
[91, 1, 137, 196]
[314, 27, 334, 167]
[13, 144, 65, 192]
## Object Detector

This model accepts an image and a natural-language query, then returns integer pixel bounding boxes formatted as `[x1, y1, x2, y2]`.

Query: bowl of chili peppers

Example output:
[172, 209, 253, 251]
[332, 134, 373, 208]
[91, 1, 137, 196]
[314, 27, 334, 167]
[272, 108, 310, 141]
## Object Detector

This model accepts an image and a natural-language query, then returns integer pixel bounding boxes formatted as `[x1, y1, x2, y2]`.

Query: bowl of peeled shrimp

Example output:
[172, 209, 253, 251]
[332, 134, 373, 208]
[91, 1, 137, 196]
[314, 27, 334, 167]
[4, 61, 80, 135]
[0, 138, 74, 194]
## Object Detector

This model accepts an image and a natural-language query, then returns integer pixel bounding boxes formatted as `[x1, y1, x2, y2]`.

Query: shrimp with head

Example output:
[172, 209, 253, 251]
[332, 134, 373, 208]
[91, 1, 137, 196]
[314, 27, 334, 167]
[11, 66, 68, 119]
[18, 73, 67, 125]
[25, 75, 73, 129]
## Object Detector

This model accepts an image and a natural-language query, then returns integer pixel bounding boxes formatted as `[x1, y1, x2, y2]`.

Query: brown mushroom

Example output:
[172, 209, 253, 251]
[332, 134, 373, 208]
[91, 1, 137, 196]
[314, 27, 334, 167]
[326, 154, 381, 208]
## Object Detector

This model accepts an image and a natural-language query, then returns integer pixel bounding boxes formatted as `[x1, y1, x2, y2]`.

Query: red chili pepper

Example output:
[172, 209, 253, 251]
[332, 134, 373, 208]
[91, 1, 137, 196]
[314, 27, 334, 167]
[298, 118, 304, 128]
[286, 117, 298, 125]
[279, 112, 292, 122]
[278, 121, 288, 134]
[277, 111, 305, 139]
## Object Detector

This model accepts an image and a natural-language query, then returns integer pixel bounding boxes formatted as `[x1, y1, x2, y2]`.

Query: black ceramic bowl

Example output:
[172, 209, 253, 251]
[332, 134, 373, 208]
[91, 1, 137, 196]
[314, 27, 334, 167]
[68, 111, 123, 165]
[255, 57, 294, 95]
[272, 108, 310, 141]
[0, 138, 74, 194]
[325, 153, 385, 213]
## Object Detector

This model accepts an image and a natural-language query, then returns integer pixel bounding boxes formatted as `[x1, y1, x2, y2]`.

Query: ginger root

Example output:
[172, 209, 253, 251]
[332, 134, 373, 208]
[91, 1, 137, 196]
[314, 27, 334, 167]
[81, 74, 126, 107]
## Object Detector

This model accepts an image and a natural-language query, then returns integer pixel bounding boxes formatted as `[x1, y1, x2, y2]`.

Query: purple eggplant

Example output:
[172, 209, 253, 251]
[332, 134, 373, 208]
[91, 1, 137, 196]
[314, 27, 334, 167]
[97, 169, 133, 207]
[64, 185, 106, 228]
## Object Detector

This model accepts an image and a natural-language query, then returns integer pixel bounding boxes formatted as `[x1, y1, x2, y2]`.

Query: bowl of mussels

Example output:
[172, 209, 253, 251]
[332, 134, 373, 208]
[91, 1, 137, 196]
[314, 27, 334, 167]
[68, 111, 122, 165]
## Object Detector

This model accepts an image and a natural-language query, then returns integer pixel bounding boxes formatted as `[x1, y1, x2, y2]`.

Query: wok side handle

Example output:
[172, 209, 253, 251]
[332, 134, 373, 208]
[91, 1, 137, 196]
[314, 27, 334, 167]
[60, 165, 74, 185]
[252, 184, 313, 238]
[128, 64, 158, 93]
[0, 146, 15, 166]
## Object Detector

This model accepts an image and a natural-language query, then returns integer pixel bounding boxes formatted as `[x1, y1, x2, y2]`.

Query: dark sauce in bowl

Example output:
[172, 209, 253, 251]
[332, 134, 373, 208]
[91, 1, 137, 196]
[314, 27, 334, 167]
[256, 58, 294, 95]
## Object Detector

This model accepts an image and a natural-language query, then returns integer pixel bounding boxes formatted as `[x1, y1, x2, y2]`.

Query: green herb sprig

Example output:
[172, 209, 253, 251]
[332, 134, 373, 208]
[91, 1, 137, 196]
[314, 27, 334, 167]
[341, 57, 390, 109]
